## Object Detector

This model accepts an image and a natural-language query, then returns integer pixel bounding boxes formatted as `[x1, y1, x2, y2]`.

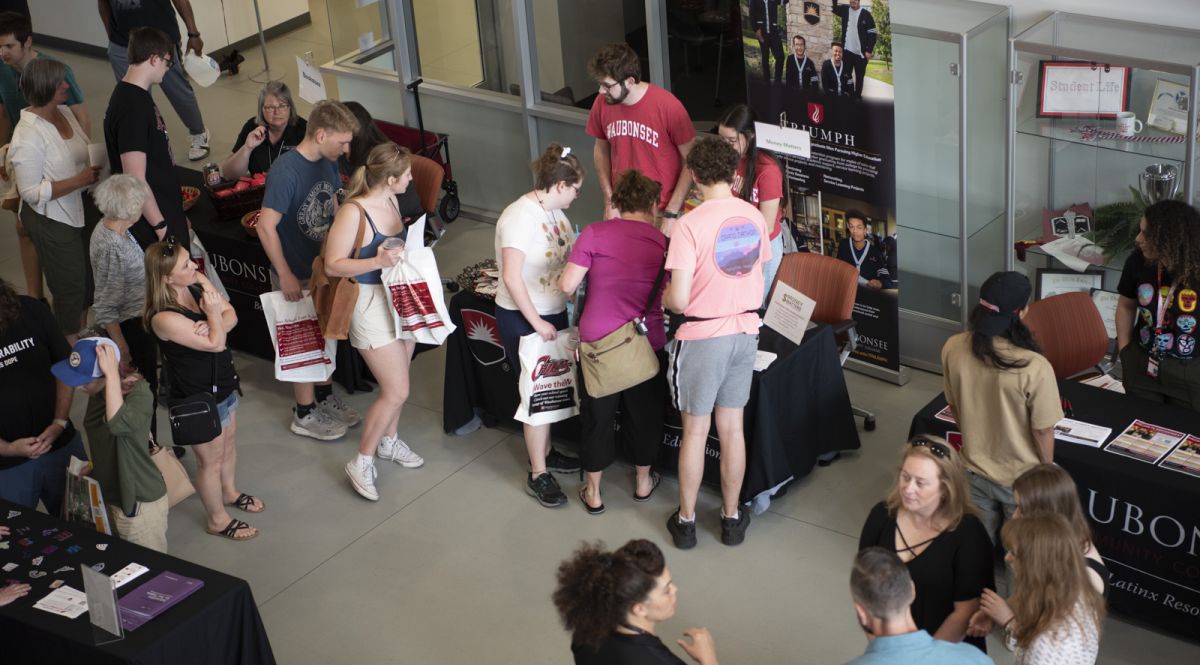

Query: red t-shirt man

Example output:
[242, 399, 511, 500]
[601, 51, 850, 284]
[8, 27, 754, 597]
[587, 81, 695, 214]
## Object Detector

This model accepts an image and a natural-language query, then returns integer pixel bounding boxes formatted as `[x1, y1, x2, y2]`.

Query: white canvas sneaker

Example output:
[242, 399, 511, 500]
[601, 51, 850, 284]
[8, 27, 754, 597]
[377, 435, 424, 468]
[345, 457, 379, 501]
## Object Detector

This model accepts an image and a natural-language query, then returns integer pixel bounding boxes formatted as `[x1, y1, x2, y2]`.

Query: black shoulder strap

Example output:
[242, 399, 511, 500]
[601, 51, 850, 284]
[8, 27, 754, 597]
[641, 252, 668, 320]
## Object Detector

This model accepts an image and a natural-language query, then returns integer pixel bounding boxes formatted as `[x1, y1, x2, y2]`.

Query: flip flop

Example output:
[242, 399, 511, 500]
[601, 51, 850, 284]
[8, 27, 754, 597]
[229, 493, 265, 513]
[633, 471, 662, 502]
[206, 518, 257, 541]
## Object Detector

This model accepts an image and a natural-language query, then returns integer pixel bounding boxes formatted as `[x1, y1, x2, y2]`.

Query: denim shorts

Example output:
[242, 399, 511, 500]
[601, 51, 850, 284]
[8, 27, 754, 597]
[217, 393, 239, 427]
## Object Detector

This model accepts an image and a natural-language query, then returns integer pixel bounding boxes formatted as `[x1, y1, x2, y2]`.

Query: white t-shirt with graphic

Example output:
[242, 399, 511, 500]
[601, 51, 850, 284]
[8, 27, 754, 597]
[494, 195, 574, 315]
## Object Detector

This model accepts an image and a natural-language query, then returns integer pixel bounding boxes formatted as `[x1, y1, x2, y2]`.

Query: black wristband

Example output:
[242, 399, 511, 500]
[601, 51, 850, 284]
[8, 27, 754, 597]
[150, 220, 168, 231]
[663, 211, 680, 219]
[187, 32, 200, 38]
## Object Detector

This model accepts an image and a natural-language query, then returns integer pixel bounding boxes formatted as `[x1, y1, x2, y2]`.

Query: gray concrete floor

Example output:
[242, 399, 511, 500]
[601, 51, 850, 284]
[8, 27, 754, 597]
[13, 14, 1197, 664]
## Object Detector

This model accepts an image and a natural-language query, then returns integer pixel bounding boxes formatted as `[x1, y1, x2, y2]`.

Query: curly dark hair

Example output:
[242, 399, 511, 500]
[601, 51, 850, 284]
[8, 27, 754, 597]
[0, 278, 20, 335]
[609, 170, 661, 216]
[587, 43, 642, 83]
[552, 539, 665, 648]
[687, 134, 740, 186]
[1143, 200, 1200, 289]
[968, 305, 1041, 370]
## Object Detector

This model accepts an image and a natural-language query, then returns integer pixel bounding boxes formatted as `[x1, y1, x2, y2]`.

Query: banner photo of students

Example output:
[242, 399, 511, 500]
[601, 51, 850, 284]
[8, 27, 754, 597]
[741, 0, 900, 372]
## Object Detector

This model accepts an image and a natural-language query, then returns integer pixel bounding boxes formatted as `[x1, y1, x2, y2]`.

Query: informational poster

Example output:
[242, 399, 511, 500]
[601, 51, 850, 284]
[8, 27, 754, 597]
[1104, 420, 1184, 465]
[741, 0, 900, 371]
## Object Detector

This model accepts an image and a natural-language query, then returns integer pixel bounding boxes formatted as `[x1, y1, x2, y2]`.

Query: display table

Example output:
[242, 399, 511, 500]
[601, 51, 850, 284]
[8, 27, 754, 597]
[0, 500, 276, 665]
[909, 382, 1200, 641]
[443, 290, 861, 505]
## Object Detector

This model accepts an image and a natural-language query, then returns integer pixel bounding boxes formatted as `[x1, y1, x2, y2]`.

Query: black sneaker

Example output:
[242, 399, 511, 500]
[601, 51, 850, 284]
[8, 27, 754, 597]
[526, 473, 568, 508]
[720, 509, 752, 546]
[545, 448, 582, 473]
[666, 509, 697, 550]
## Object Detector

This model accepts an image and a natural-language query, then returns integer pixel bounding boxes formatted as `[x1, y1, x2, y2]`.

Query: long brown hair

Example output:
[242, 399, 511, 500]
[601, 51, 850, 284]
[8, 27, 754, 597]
[1013, 464, 1092, 552]
[1003, 515, 1105, 649]
[143, 240, 188, 331]
[884, 436, 975, 531]
[344, 142, 411, 201]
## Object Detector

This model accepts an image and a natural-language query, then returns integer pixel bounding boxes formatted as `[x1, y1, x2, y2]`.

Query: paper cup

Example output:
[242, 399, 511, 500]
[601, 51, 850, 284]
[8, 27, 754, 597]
[88, 144, 106, 168]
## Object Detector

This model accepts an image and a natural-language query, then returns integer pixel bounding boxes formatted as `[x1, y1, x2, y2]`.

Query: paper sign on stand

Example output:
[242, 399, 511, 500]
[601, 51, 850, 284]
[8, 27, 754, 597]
[82, 565, 123, 639]
[754, 122, 811, 159]
[296, 56, 327, 103]
[763, 281, 816, 346]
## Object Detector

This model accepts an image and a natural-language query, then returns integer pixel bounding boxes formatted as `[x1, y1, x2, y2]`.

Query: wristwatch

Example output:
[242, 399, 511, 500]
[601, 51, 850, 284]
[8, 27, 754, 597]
[188, 32, 201, 38]
[663, 210, 680, 219]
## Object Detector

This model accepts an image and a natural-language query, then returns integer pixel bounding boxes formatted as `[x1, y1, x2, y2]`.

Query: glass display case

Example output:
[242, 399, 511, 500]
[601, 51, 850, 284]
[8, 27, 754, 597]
[1007, 13, 1200, 290]
[892, 0, 1010, 371]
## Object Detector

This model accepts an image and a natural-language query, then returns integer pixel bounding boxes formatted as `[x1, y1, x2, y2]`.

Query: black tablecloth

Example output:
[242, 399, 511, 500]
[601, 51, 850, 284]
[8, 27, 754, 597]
[184, 168, 375, 393]
[0, 500, 276, 665]
[910, 382, 1200, 642]
[443, 291, 861, 503]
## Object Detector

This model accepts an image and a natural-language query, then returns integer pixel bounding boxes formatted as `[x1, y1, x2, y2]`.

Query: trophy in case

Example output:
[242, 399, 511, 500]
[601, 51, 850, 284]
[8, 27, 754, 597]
[1138, 164, 1180, 203]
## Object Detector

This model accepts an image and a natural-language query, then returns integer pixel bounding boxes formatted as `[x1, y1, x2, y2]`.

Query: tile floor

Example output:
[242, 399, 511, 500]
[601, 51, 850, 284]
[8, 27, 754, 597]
[10, 10, 1198, 664]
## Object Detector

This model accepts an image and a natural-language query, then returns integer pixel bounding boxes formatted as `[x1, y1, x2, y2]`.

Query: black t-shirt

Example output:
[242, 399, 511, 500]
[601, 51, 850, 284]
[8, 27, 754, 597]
[106, 0, 180, 47]
[858, 502, 994, 651]
[837, 238, 893, 288]
[155, 304, 239, 402]
[1117, 248, 1198, 360]
[105, 82, 186, 249]
[0, 297, 77, 470]
[232, 116, 308, 176]
[572, 632, 687, 665]
[0, 0, 29, 16]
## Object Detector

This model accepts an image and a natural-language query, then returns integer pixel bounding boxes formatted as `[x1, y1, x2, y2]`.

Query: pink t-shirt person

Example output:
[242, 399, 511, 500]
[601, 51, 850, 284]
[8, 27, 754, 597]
[568, 219, 667, 350]
[733, 152, 784, 240]
[666, 197, 769, 341]
[586, 84, 696, 210]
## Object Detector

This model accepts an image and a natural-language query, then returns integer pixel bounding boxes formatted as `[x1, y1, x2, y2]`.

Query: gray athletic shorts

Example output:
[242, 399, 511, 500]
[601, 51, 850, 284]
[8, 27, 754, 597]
[668, 334, 758, 415]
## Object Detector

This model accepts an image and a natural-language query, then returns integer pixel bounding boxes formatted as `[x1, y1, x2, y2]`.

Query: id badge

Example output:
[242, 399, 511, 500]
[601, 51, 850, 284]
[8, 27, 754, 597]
[1147, 356, 1160, 378]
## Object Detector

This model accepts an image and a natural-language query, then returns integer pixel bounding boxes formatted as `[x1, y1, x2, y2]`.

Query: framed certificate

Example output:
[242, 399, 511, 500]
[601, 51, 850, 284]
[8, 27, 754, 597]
[1037, 61, 1131, 118]
[1147, 79, 1190, 134]
[1036, 268, 1103, 300]
[1091, 288, 1121, 340]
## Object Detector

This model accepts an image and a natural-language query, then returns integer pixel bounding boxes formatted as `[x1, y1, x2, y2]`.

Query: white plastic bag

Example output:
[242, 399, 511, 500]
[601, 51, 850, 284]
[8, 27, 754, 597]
[259, 290, 337, 382]
[382, 247, 456, 345]
[515, 330, 580, 426]
[189, 231, 229, 300]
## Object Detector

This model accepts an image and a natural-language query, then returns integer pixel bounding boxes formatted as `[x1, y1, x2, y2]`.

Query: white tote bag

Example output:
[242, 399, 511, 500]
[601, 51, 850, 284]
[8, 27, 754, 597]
[515, 330, 580, 426]
[189, 230, 229, 300]
[382, 247, 456, 345]
[259, 290, 337, 382]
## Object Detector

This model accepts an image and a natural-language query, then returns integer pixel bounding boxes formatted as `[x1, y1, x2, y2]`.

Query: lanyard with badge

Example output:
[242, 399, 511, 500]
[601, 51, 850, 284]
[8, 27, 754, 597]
[1148, 265, 1176, 378]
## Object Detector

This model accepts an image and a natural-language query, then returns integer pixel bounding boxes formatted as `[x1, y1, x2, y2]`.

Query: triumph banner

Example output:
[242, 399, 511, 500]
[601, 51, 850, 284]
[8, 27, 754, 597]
[742, 0, 900, 371]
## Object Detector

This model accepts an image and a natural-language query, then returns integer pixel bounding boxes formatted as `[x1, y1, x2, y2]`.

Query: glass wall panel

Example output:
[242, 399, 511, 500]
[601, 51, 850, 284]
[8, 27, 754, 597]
[664, 0, 744, 122]
[535, 118, 608, 224]
[326, 0, 396, 74]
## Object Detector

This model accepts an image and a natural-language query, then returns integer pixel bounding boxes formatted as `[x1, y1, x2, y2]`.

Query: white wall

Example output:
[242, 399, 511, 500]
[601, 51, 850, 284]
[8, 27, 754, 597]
[1008, 0, 1200, 32]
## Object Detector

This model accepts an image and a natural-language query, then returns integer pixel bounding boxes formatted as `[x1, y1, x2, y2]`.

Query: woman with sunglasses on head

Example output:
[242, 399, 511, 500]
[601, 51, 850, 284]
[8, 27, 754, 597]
[859, 437, 994, 652]
[553, 538, 719, 665]
[715, 104, 783, 304]
[941, 271, 1062, 544]
[981, 515, 1105, 664]
[324, 143, 426, 502]
[145, 240, 261, 541]
[220, 80, 306, 180]
[495, 143, 584, 509]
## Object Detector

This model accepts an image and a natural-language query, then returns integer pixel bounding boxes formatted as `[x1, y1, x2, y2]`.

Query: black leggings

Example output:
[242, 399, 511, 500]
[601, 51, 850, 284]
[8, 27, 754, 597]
[578, 349, 667, 473]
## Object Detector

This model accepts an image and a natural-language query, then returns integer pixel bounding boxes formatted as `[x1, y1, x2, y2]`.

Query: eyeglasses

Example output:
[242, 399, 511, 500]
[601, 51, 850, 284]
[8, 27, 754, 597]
[598, 79, 624, 94]
[262, 103, 290, 113]
[909, 438, 950, 459]
[158, 53, 174, 67]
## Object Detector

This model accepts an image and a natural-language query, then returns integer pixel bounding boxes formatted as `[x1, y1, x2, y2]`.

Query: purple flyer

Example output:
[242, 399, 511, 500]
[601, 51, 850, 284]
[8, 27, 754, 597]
[117, 571, 204, 630]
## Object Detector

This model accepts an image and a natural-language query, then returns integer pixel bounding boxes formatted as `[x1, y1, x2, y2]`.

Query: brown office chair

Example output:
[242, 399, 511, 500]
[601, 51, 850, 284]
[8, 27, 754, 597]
[407, 153, 446, 246]
[771, 252, 877, 430]
[1024, 291, 1111, 379]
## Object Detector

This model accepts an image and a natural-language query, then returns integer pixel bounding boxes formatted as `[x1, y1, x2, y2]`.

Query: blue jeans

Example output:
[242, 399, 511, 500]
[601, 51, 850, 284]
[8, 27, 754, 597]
[107, 42, 205, 135]
[494, 307, 568, 364]
[968, 470, 1016, 544]
[0, 430, 87, 517]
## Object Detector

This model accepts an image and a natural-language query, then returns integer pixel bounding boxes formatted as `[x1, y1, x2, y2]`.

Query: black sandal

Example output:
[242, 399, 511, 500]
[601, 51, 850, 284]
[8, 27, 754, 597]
[206, 518, 257, 541]
[230, 493, 265, 513]
[579, 486, 605, 515]
[633, 472, 662, 502]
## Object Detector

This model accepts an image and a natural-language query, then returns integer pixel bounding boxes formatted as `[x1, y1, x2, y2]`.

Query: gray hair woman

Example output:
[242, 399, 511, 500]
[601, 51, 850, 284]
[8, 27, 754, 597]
[90, 175, 162, 437]
[8, 57, 101, 342]
[219, 80, 307, 179]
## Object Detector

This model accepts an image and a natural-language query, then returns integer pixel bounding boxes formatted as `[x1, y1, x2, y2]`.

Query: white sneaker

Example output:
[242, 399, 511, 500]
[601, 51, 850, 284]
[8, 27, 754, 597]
[345, 457, 379, 501]
[290, 409, 347, 441]
[188, 130, 210, 161]
[318, 395, 362, 427]
[377, 434, 424, 468]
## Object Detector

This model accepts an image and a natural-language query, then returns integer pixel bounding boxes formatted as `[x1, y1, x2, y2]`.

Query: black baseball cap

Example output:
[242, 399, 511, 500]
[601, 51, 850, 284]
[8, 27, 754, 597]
[975, 271, 1031, 337]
